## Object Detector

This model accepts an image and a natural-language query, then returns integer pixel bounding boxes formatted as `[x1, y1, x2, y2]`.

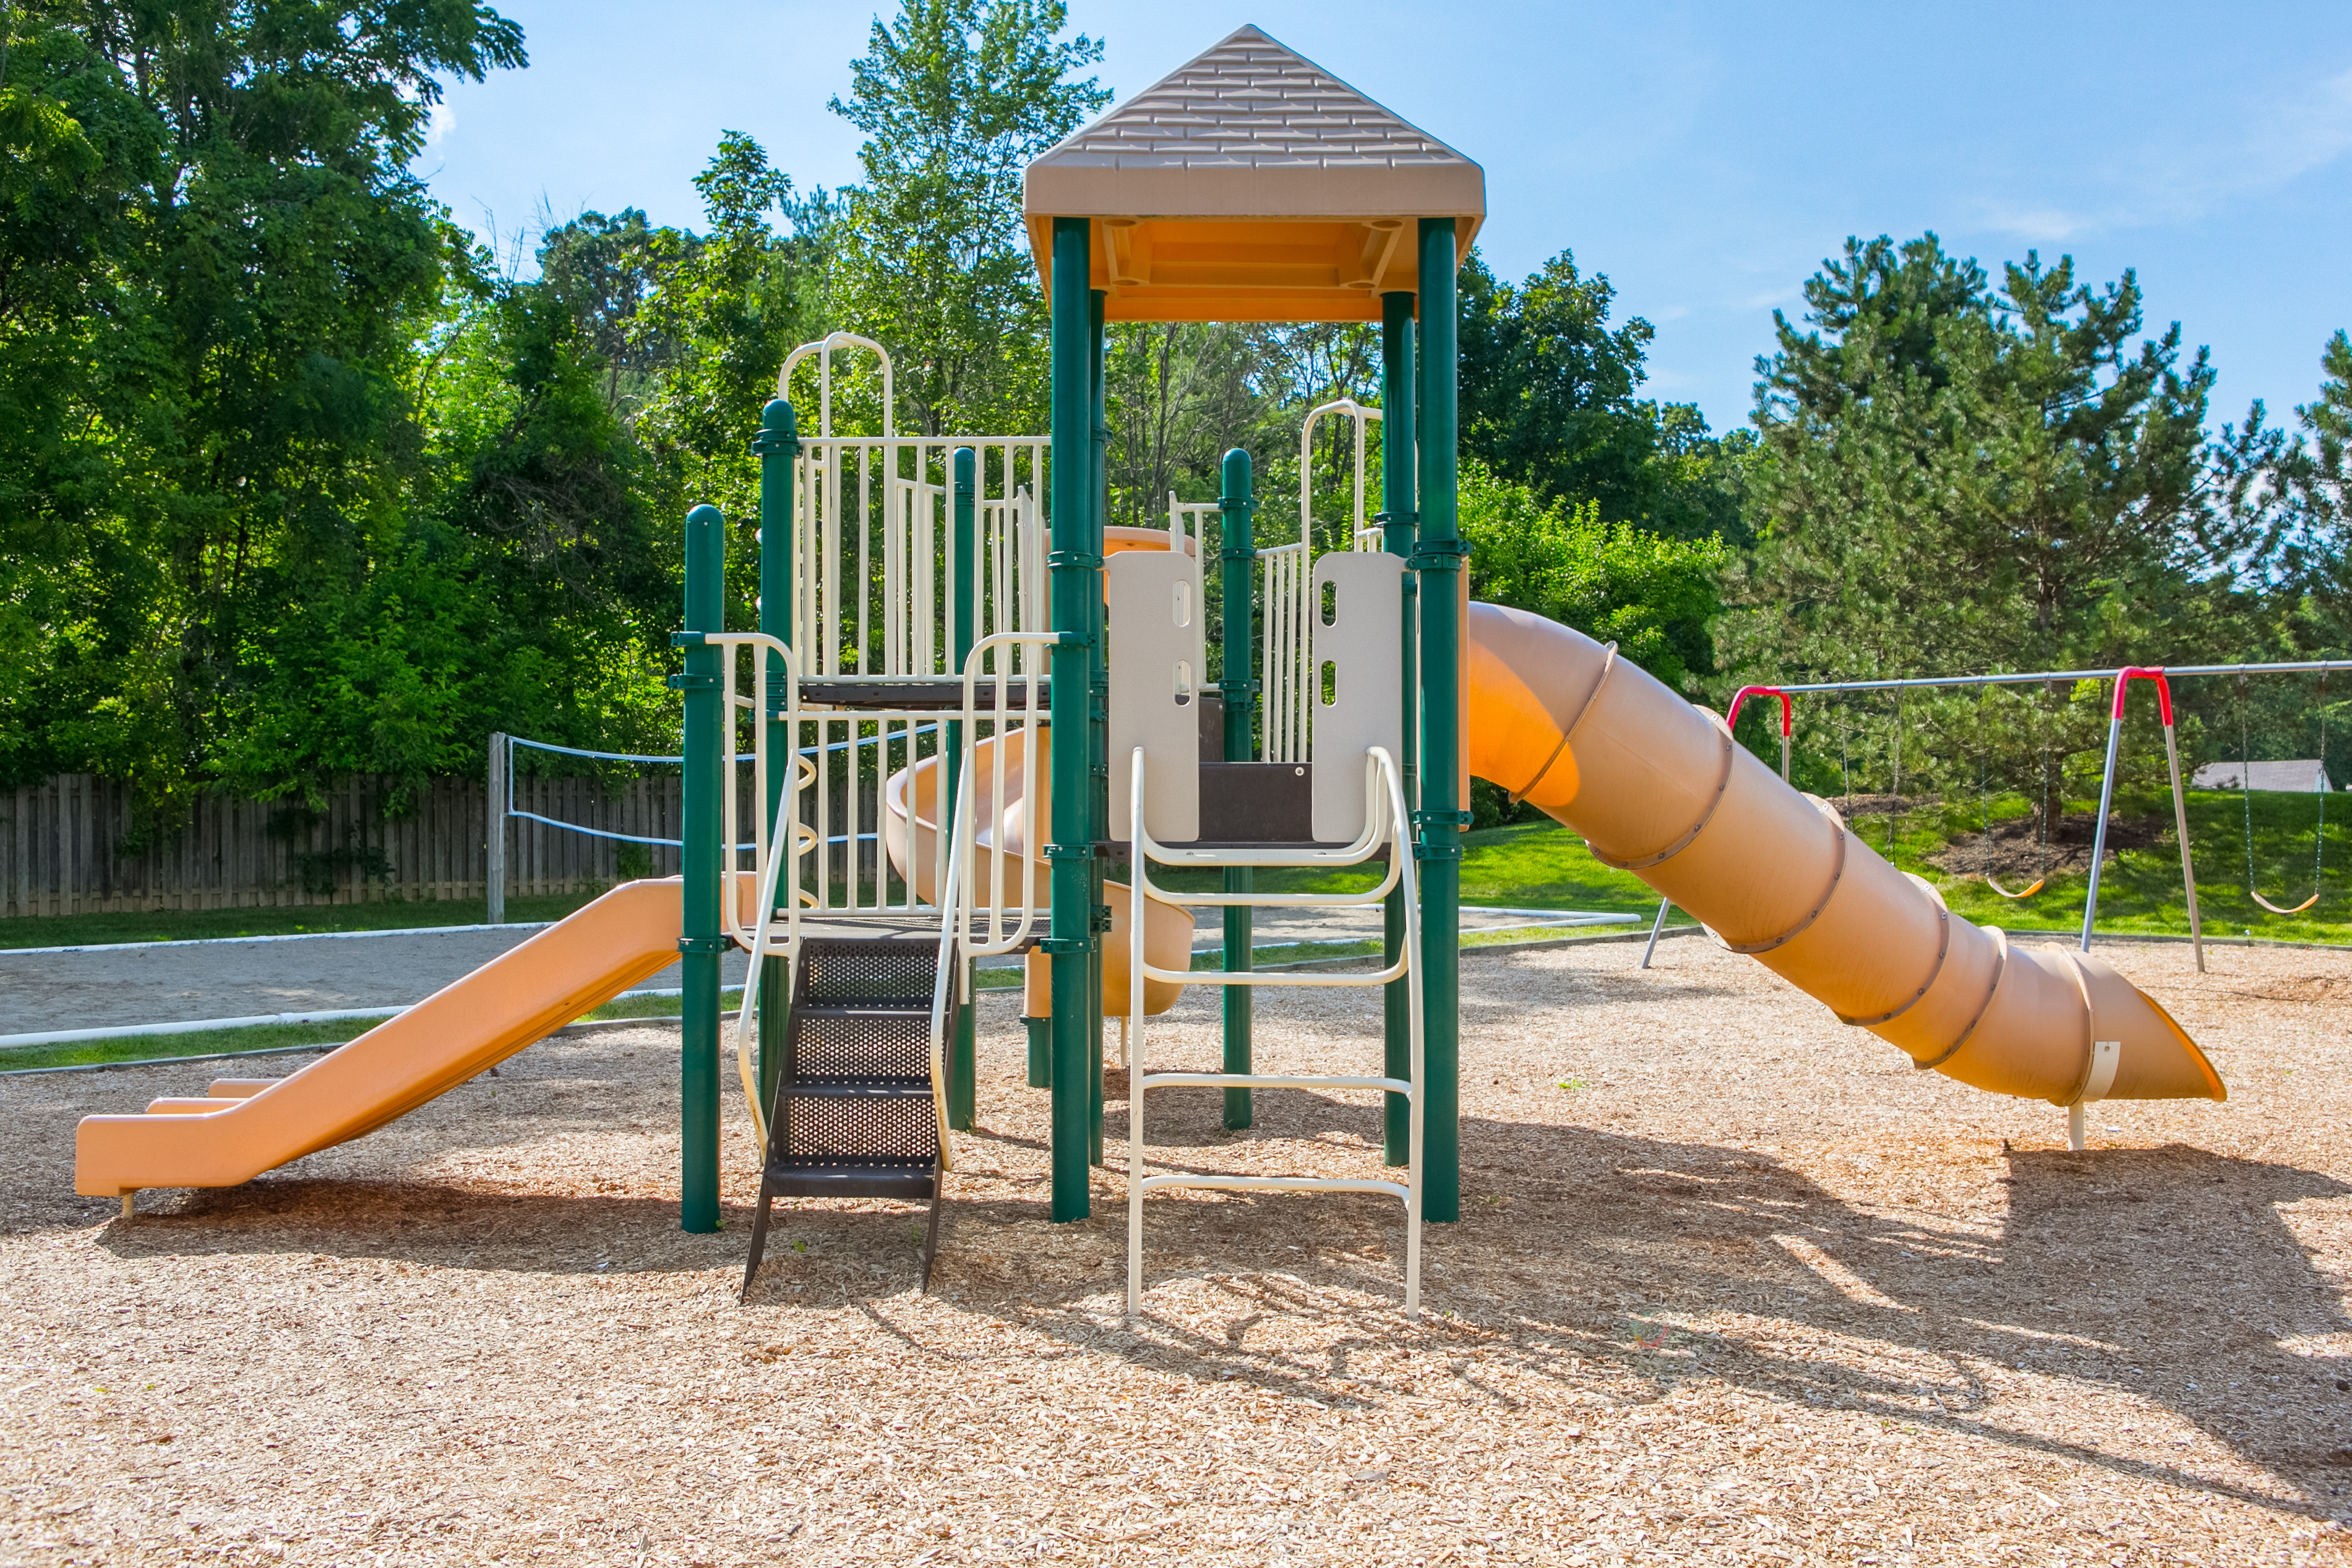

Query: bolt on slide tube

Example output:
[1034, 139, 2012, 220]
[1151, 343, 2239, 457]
[1127, 747, 1423, 1322]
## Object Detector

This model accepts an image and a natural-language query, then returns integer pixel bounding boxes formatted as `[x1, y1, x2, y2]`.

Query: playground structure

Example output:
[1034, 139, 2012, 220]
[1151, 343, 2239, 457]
[74, 27, 2245, 1307]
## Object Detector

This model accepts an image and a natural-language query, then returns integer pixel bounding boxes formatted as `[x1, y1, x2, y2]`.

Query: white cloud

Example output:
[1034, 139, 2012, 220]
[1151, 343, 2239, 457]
[2247, 64, 2352, 186]
[427, 101, 457, 148]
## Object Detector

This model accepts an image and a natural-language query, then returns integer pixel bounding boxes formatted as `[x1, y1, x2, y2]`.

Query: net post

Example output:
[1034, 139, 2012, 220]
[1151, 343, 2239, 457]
[486, 732, 507, 925]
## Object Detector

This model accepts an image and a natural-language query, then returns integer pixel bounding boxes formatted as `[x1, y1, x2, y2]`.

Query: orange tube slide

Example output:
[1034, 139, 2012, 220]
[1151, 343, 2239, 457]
[885, 727, 1195, 1016]
[1467, 603, 2224, 1105]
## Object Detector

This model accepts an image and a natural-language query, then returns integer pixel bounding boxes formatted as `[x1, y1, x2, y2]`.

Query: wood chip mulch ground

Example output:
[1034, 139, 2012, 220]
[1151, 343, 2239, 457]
[4, 933, 2350, 1566]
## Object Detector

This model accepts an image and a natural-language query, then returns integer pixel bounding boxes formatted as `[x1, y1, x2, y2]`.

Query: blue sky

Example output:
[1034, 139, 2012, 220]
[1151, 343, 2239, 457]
[417, 1, 2352, 438]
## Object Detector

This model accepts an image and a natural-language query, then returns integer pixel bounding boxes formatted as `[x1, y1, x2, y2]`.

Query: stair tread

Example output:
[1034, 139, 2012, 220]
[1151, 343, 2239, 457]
[778, 1078, 932, 1096]
[791, 1001, 932, 1016]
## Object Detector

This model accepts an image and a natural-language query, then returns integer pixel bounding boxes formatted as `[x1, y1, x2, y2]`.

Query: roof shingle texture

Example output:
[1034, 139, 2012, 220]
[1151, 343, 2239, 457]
[1032, 24, 1475, 176]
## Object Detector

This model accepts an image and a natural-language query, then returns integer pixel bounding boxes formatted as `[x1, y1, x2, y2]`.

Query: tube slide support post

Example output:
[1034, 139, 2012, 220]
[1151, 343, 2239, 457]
[1641, 898, 1672, 969]
[1046, 218, 1096, 1222]
[1378, 289, 1418, 1165]
[1219, 447, 1258, 1131]
[1416, 218, 1464, 1225]
[949, 447, 979, 1127]
[755, 398, 799, 1109]
[679, 503, 727, 1235]
[486, 733, 507, 926]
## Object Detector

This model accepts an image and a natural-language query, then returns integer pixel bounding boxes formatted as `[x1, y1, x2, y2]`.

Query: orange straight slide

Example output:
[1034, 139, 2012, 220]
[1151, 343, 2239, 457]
[75, 879, 686, 1198]
[1467, 603, 2225, 1107]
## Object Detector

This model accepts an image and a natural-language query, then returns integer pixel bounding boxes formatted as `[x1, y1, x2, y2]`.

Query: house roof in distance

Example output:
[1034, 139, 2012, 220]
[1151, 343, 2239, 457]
[2189, 759, 2338, 792]
[1023, 24, 1484, 322]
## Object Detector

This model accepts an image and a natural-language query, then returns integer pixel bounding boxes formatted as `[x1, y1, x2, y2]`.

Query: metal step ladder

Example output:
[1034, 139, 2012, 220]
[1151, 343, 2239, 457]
[741, 935, 947, 1298]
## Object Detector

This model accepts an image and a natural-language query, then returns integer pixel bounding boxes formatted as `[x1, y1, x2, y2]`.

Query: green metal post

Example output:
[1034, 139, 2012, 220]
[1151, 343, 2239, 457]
[1088, 289, 1109, 1167]
[676, 503, 727, 1233]
[949, 447, 979, 1131]
[754, 400, 799, 1118]
[1026, 1016, 1052, 1087]
[1378, 293, 1417, 1166]
[1218, 447, 1256, 1129]
[1415, 220, 1464, 1224]
[1046, 218, 1096, 1222]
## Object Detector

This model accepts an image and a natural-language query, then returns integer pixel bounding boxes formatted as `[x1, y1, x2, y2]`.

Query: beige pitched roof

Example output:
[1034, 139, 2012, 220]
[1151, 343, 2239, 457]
[1024, 25, 1484, 322]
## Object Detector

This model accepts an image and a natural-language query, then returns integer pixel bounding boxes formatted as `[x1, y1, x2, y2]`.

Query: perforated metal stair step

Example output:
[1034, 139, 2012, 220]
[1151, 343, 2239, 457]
[776, 1081, 932, 1100]
[744, 933, 950, 1299]
[790, 1003, 931, 1020]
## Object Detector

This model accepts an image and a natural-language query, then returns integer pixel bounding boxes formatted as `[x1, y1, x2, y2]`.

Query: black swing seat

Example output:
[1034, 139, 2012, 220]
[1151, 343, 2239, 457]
[742, 935, 947, 1300]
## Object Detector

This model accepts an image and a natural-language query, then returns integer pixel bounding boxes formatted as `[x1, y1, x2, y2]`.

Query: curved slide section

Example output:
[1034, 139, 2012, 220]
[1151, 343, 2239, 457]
[75, 880, 686, 1197]
[1467, 603, 2224, 1106]
[885, 727, 1195, 1016]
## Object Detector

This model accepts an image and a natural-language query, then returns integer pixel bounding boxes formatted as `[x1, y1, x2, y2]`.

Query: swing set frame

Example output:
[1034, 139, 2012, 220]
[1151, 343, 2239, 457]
[1736, 658, 2352, 972]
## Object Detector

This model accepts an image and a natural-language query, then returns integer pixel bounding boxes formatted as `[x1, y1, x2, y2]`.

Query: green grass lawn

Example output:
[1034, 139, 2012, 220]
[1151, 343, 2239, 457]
[1857, 786, 2351, 945]
[1148, 789, 2352, 945]
[1151, 818, 1691, 918]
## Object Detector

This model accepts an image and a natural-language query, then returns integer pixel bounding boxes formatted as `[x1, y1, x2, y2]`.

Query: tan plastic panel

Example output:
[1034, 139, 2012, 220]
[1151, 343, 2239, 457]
[75, 879, 689, 1196]
[1308, 551, 1406, 842]
[1461, 601, 2225, 1105]
[1107, 549, 1205, 842]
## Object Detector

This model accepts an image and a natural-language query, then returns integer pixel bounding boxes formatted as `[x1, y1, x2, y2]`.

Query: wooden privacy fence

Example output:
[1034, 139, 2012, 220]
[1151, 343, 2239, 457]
[0, 771, 693, 920]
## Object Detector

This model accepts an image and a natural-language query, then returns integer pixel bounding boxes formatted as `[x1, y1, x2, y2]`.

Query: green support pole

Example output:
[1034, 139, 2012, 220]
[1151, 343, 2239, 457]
[676, 503, 727, 1234]
[1025, 1016, 1052, 1087]
[1218, 447, 1256, 1130]
[754, 400, 799, 1118]
[1088, 288, 1109, 1168]
[1046, 217, 1096, 1222]
[1415, 220, 1464, 1224]
[948, 447, 979, 1130]
[1378, 293, 1417, 1167]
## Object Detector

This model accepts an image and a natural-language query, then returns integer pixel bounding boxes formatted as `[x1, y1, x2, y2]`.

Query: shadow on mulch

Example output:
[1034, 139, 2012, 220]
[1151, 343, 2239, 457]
[80, 1104, 2352, 1523]
[906, 1125, 2347, 1525]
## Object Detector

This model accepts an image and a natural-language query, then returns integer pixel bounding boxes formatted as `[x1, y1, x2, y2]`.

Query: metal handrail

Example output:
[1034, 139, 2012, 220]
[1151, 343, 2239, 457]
[946, 631, 1063, 959]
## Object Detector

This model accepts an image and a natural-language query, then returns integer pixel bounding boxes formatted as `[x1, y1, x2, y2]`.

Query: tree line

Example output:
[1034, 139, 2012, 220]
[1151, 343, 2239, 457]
[6, 1, 2348, 846]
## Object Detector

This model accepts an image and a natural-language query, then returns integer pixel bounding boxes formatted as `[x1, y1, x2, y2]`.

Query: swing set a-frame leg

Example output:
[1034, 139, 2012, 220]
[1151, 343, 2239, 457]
[2083, 669, 2203, 973]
